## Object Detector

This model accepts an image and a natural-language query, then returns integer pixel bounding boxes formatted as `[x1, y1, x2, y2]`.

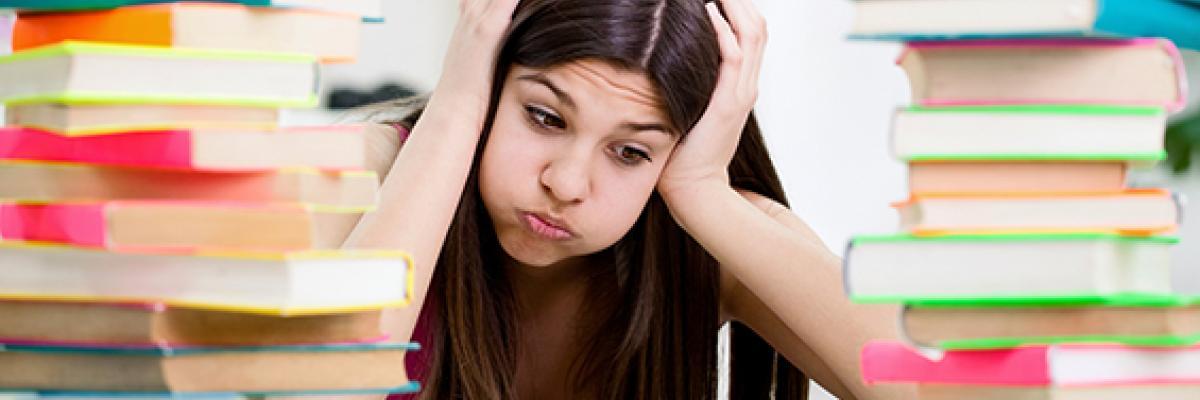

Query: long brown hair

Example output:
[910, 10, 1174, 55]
[381, 1, 807, 398]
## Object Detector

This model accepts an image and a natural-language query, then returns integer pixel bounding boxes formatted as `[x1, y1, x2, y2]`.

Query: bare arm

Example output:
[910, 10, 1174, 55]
[713, 191, 914, 400]
[340, 0, 521, 344]
[656, 2, 911, 396]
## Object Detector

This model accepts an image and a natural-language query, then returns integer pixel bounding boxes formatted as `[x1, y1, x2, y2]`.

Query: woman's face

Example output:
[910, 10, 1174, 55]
[480, 59, 679, 267]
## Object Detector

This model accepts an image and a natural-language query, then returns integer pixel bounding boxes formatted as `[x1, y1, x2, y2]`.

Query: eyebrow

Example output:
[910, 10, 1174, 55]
[517, 74, 576, 110]
[516, 73, 676, 137]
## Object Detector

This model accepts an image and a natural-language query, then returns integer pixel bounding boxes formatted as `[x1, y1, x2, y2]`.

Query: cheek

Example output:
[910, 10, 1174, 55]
[579, 168, 662, 247]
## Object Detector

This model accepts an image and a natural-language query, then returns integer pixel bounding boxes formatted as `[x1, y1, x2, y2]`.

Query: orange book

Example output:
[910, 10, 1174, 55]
[908, 161, 1127, 195]
[13, 3, 360, 63]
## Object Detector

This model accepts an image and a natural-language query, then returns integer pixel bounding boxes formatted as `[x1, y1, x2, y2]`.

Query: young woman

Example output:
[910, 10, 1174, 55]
[344, 0, 911, 398]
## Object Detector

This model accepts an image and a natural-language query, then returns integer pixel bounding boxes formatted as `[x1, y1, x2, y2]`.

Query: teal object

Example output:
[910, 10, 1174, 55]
[849, 0, 1200, 50]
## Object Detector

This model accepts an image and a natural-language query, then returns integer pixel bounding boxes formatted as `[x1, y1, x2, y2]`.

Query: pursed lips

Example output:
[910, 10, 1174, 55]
[520, 211, 575, 240]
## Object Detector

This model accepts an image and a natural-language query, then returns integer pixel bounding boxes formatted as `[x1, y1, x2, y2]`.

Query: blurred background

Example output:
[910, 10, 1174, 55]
[4, 1, 1198, 398]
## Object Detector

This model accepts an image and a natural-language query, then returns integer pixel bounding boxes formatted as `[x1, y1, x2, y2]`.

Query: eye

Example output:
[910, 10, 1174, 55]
[613, 144, 652, 166]
[524, 105, 566, 130]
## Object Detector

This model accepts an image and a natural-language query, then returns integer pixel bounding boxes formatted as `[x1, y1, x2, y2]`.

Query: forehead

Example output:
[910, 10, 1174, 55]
[509, 59, 664, 111]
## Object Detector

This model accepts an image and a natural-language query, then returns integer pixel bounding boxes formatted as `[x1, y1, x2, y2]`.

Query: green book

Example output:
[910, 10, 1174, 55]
[903, 294, 1200, 349]
[0, 41, 318, 107]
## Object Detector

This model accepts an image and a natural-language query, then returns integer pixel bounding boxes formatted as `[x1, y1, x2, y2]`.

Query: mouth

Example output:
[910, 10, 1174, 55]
[520, 211, 575, 241]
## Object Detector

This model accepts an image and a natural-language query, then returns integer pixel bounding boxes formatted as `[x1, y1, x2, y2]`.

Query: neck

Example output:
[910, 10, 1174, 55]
[506, 254, 594, 317]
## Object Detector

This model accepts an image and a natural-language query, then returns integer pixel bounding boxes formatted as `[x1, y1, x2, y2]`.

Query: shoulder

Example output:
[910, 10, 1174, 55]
[362, 123, 408, 180]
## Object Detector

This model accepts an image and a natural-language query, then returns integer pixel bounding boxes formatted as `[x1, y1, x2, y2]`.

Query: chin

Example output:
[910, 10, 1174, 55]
[497, 232, 570, 268]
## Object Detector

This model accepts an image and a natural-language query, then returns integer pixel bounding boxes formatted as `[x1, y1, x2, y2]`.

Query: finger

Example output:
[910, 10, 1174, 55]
[687, 3, 747, 137]
[718, 0, 766, 101]
[715, 0, 754, 43]
[738, 3, 767, 102]
[707, 2, 743, 106]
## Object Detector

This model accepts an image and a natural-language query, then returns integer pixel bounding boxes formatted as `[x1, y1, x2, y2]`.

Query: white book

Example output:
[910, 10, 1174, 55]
[0, 243, 411, 315]
[891, 106, 1167, 161]
[845, 234, 1175, 302]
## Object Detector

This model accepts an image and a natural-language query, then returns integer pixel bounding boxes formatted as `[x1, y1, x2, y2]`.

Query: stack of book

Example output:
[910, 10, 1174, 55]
[845, 0, 1200, 398]
[0, 1, 418, 398]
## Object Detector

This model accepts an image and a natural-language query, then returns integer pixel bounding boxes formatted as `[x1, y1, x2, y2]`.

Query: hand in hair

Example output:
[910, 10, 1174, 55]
[657, 0, 766, 200]
[430, 0, 522, 118]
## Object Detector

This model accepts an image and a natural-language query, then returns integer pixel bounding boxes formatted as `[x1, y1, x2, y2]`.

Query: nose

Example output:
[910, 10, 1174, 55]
[540, 147, 591, 204]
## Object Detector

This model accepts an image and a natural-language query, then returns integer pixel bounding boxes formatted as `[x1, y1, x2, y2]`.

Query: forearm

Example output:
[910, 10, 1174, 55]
[342, 93, 487, 342]
[665, 184, 909, 399]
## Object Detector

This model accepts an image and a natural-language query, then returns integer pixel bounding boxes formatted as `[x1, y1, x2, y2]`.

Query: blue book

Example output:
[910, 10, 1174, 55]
[0, 1, 383, 23]
[849, 0, 1200, 50]
[0, 342, 419, 393]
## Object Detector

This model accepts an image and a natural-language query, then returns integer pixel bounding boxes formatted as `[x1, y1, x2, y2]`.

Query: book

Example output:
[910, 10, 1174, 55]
[917, 384, 1200, 400]
[13, 3, 361, 63]
[0, 242, 412, 315]
[908, 161, 1128, 195]
[0, 300, 384, 347]
[0, 342, 415, 392]
[899, 39, 1187, 112]
[0, 0, 384, 21]
[0, 41, 317, 107]
[862, 340, 1200, 386]
[0, 388, 415, 399]
[0, 126, 368, 172]
[903, 296, 1200, 349]
[6, 103, 279, 136]
[0, 161, 380, 211]
[892, 105, 1167, 162]
[849, 0, 1200, 50]
[0, 388, 414, 399]
[0, 201, 361, 251]
[895, 189, 1179, 235]
[845, 234, 1175, 303]
[1, 13, 11, 55]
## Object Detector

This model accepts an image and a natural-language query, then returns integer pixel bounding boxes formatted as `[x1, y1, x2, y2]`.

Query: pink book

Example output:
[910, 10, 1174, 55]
[0, 200, 349, 251]
[0, 125, 367, 171]
[863, 340, 1200, 386]
[898, 39, 1189, 113]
